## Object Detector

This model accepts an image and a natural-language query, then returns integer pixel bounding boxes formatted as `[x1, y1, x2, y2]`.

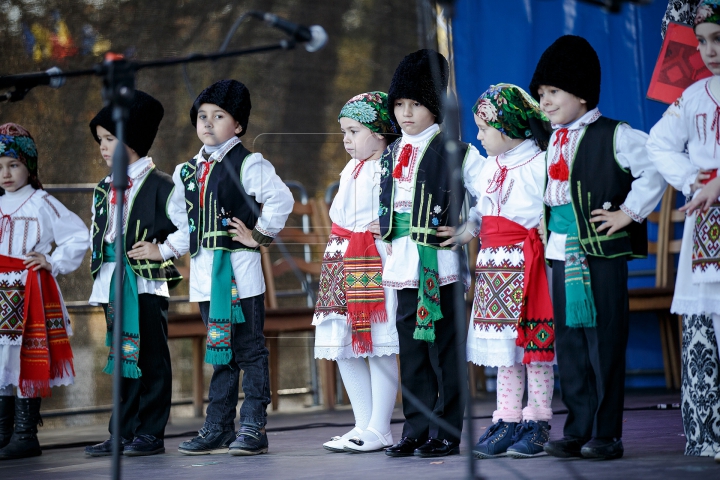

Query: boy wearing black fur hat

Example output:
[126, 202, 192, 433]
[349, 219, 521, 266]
[169, 79, 293, 456]
[376, 49, 483, 458]
[85, 90, 183, 457]
[529, 35, 666, 460]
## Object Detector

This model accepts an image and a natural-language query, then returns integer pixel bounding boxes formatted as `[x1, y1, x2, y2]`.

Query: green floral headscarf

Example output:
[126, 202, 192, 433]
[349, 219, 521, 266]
[472, 83, 548, 140]
[0, 123, 42, 189]
[338, 91, 397, 135]
[695, 1, 720, 27]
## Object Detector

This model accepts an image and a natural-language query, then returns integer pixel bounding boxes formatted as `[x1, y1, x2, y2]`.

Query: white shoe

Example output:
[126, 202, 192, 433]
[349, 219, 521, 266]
[323, 427, 363, 452]
[343, 426, 393, 453]
[715, 451, 720, 464]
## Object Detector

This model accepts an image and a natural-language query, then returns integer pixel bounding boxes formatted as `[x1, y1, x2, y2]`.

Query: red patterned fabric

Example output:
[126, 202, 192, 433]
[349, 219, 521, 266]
[198, 160, 214, 208]
[479, 217, 554, 363]
[109, 178, 133, 205]
[392, 144, 413, 179]
[0, 255, 74, 397]
[548, 128, 570, 181]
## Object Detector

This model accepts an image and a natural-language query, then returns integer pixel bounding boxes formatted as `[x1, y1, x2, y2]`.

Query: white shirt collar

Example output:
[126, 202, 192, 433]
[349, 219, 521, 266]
[128, 156, 152, 177]
[401, 123, 440, 144]
[197, 137, 242, 164]
[2, 183, 35, 200]
[494, 139, 539, 167]
[105, 156, 153, 183]
[552, 107, 601, 131]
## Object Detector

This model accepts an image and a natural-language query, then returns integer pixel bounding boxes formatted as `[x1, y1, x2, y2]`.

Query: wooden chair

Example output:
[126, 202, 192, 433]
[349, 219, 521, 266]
[261, 197, 336, 410]
[628, 186, 684, 389]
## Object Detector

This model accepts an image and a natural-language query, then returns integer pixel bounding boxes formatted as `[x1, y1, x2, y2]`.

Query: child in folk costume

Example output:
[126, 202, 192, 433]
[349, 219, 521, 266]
[646, 1, 720, 461]
[170, 80, 294, 456]
[440, 84, 555, 459]
[313, 92, 400, 453]
[378, 50, 484, 458]
[84, 91, 183, 457]
[0, 124, 89, 460]
[530, 36, 666, 460]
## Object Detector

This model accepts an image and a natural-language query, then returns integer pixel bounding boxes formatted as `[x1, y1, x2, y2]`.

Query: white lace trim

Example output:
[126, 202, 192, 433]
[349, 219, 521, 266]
[314, 345, 398, 361]
[672, 298, 720, 316]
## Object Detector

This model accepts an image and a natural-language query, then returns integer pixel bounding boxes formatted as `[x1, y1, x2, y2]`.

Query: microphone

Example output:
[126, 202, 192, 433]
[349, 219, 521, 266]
[249, 11, 327, 52]
[0, 67, 66, 101]
[0, 67, 66, 90]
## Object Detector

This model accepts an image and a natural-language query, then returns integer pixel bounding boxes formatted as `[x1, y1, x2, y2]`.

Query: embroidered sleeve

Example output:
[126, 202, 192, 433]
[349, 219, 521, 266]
[159, 166, 190, 261]
[616, 124, 667, 220]
[647, 89, 697, 196]
[160, 239, 182, 260]
[620, 203, 644, 224]
[241, 153, 294, 237]
[45, 194, 90, 276]
[251, 226, 275, 247]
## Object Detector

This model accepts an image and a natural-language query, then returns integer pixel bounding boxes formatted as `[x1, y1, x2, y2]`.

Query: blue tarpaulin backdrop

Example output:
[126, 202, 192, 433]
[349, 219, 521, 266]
[452, 0, 675, 387]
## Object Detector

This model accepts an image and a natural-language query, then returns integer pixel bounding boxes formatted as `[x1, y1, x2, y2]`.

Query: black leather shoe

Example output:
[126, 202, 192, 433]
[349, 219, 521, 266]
[123, 434, 165, 457]
[581, 437, 624, 460]
[385, 437, 424, 457]
[84, 436, 131, 457]
[543, 437, 586, 458]
[414, 438, 460, 458]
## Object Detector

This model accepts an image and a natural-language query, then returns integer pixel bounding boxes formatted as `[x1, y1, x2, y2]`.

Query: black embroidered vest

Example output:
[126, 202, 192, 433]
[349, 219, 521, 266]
[544, 116, 648, 259]
[378, 131, 471, 248]
[180, 142, 261, 257]
[91, 167, 183, 287]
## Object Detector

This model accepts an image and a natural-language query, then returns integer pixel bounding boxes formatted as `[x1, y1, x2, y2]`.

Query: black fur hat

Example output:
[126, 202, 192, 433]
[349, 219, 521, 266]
[190, 79, 251, 137]
[89, 90, 164, 157]
[529, 35, 601, 110]
[388, 49, 449, 125]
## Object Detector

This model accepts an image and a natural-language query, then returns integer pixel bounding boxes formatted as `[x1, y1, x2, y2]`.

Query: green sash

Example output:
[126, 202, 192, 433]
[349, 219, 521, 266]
[548, 204, 597, 328]
[102, 243, 142, 378]
[205, 249, 245, 364]
[390, 212, 442, 342]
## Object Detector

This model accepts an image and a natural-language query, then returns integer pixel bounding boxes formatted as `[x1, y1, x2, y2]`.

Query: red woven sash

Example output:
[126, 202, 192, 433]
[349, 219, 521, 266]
[330, 224, 387, 355]
[0, 255, 74, 397]
[479, 217, 554, 363]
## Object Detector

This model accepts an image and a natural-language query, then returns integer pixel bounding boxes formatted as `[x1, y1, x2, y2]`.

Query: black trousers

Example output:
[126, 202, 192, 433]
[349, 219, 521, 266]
[396, 283, 466, 444]
[105, 294, 172, 440]
[552, 256, 629, 440]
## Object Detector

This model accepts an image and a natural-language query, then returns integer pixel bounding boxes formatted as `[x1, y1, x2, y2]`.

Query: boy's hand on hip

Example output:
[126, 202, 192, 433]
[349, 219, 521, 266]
[228, 217, 259, 248]
[437, 224, 473, 249]
[590, 208, 633, 236]
[128, 241, 163, 261]
[24, 252, 50, 272]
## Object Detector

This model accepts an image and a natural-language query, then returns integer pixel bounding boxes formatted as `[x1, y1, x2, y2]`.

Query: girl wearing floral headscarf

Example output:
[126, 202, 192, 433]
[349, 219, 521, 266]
[647, 0, 720, 462]
[439, 84, 554, 459]
[0, 123, 89, 460]
[312, 92, 400, 453]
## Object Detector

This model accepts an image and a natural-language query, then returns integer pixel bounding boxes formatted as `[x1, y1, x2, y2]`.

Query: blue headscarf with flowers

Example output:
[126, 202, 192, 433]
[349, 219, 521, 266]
[338, 91, 397, 135]
[0, 123, 42, 189]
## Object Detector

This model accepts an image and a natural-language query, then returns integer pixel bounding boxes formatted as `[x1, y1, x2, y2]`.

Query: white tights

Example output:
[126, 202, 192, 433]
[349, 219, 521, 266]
[336, 355, 398, 442]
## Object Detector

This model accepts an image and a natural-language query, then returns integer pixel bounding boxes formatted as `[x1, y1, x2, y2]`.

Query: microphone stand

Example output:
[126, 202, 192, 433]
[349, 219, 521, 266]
[427, 1, 481, 478]
[0, 39, 296, 103]
[103, 57, 134, 480]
